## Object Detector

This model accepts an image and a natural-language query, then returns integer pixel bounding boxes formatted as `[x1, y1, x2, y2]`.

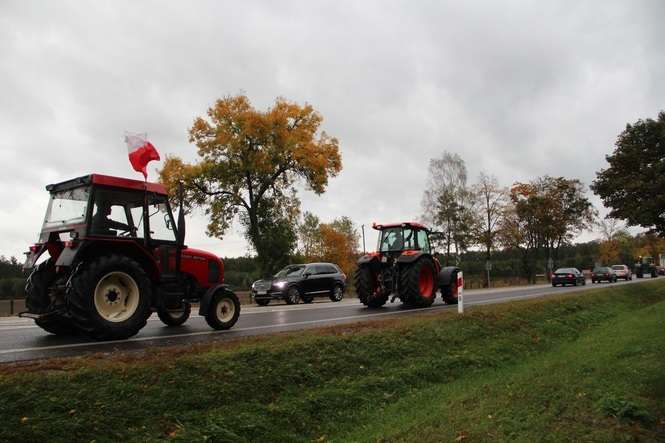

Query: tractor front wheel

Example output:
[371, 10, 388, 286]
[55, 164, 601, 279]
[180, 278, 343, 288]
[67, 255, 152, 340]
[400, 258, 437, 308]
[355, 266, 388, 308]
[205, 291, 240, 330]
[157, 302, 191, 326]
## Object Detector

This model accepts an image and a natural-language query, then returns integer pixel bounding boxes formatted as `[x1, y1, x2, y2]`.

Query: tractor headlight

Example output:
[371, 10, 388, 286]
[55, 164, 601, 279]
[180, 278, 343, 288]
[274, 280, 287, 289]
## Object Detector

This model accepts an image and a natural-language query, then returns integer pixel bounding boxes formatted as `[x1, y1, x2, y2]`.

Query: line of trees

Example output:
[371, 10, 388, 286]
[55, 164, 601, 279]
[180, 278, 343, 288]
[421, 152, 596, 284]
[0, 256, 25, 300]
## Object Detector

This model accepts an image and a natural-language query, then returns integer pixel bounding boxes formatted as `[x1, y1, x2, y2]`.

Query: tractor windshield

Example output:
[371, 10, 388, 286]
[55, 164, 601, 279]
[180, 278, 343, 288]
[378, 227, 415, 252]
[43, 187, 90, 229]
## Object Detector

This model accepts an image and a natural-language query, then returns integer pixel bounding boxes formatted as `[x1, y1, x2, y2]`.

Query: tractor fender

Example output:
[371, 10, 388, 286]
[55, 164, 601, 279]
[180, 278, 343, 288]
[54, 246, 79, 268]
[357, 254, 380, 265]
[396, 251, 430, 264]
[199, 284, 235, 316]
[438, 266, 461, 287]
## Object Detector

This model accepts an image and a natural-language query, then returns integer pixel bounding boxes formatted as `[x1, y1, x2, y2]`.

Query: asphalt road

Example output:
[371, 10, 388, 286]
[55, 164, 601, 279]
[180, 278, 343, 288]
[0, 278, 649, 363]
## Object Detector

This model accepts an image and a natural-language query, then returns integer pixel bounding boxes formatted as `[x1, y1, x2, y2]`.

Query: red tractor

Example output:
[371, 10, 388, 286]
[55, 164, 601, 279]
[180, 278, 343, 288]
[22, 174, 240, 340]
[354, 222, 461, 308]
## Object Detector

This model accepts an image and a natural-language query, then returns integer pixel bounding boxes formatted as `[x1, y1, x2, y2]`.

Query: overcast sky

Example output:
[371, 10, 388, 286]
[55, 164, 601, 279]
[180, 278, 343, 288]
[1, 0, 663, 260]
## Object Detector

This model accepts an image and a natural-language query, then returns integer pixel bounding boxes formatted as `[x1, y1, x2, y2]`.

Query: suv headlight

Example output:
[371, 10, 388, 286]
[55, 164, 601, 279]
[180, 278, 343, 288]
[274, 281, 287, 289]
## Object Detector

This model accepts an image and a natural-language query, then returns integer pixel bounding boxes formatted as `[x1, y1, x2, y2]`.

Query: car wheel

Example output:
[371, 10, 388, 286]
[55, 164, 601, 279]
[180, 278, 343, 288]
[329, 285, 344, 302]
[285, 287, 300, 305]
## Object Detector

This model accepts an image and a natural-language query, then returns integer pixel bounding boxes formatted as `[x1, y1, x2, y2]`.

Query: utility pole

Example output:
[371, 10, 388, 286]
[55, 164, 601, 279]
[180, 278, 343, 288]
[361, 224, 366, 254]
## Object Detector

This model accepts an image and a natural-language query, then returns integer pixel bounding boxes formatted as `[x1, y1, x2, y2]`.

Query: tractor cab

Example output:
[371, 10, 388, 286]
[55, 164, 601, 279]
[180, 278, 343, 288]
[23, 174, 239, 340]
[27, 175, 180, 270]
[373, 222, 433, 258]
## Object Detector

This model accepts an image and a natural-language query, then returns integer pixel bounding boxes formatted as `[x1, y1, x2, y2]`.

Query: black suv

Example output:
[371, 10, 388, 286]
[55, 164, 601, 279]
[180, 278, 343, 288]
[251, 263, 347, 306]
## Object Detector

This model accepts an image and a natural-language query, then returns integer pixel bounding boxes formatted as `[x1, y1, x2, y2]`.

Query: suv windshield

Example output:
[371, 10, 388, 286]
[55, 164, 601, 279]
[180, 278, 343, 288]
[594, 267, 609, 272]
[43, 187, 90, 229]
[275, 265, 305, 278]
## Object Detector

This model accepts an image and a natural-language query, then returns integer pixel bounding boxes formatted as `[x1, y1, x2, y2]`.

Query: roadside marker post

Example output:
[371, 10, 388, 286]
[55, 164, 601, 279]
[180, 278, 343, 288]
[457, 271, 464, 314]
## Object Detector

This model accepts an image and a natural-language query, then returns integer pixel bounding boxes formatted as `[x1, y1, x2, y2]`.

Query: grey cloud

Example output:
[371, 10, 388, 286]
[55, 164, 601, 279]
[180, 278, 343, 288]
[1, 0, 664, 259]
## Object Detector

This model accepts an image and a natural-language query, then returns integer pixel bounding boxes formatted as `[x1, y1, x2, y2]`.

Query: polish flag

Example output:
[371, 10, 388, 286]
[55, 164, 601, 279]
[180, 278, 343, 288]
[124, 132, 160, 180]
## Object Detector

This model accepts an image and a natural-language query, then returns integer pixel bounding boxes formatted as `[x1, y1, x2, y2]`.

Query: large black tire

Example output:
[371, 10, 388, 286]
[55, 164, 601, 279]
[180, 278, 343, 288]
[35, 314, 79, 336]
[255, 298, 271, 306]
[205, 290, 240, 330]
[285, 287, 300, 305]
[400, 258, 437, 308]
[355, 266, 388, 308]
[157, 302, 191, 326]
[25, 260, 56, 314]
[329, 284, 344, 302]
[67, 254, 152, 340]
[26, 260, 78, 335]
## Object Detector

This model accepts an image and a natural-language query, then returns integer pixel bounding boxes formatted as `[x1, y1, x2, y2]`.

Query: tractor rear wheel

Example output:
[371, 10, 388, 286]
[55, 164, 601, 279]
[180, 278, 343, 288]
[400, 258, 437, 308]
[205, 291, 240, 330]
[26, 260, 78, 335]
[25, 259, 56, 314]
[36, 314, 79, 336]
[157, 302, 191, 326]
[67, 254, 152, 340]
[355, 266, 388, 308]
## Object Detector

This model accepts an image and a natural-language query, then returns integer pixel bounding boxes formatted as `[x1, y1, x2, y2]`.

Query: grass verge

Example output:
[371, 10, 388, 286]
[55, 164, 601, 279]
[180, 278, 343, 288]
[1, 281, 664, 442]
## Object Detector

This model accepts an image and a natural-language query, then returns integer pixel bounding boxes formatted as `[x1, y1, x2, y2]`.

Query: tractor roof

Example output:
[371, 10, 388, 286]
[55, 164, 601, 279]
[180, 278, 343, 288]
[372, 222, 429, 231]
[46, 174, 167, 195]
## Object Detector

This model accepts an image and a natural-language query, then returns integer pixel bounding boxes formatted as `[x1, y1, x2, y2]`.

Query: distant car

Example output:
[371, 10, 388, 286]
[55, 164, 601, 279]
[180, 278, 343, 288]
[611, 264, 632, 281]
[592, 266, 617, 283]
[552, 268, 586, 287]
[251, 263, 347, 306]
[658, 266, 665, 276]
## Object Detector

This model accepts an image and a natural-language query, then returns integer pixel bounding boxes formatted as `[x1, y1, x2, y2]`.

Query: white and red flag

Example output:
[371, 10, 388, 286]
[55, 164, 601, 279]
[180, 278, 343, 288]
[124, 132, 160, 180]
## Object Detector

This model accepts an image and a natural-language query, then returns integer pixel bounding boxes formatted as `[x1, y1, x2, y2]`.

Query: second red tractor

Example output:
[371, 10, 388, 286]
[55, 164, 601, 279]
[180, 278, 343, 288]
[355, 222, 460, 308]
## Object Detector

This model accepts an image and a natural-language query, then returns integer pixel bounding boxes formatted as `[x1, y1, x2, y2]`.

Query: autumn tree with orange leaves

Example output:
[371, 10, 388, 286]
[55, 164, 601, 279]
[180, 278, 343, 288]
[499, 176, 595, 282]
[298, 213, 359, 278]
[159, 95, 342, 273]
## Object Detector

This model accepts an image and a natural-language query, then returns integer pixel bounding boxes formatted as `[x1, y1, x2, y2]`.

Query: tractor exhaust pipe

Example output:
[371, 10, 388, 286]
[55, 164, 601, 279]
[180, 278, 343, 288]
[175, 182, 186, 275]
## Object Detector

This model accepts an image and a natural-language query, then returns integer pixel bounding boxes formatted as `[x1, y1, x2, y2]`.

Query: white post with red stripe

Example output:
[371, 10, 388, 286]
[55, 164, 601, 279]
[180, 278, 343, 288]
[457, 271, 464, 314]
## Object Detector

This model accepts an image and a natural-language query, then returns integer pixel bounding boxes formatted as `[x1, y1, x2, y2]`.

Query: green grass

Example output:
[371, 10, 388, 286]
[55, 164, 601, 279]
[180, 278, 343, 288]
[1, 281, 664, 442]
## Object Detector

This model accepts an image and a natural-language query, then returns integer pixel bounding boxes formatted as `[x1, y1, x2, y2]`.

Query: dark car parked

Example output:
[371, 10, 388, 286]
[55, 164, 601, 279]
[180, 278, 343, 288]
[552, 268, 586, 287]
[592, 266, 617, 283]
[251, 263, 347, 306]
